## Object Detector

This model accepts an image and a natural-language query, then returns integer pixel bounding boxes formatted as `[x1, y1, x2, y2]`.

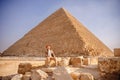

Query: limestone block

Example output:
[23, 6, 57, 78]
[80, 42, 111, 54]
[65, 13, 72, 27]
[11, 74, 23, 80]
[70, 56, 83, 67]
[58, 57, 70, 66]
[70, 72, 94, 80]
[22, 72, 31, 80]
[41, 68, 54, 73]
[89, 57, 98, 65]
[80, 73, 94, 80]
[70, 72, 80, 80]
[31, 69, 48, 80]
[114, 48, 120, 57]
[41, 68, 54, 76]
[83, 58, 90, 65]
[18, 63, 32, 74]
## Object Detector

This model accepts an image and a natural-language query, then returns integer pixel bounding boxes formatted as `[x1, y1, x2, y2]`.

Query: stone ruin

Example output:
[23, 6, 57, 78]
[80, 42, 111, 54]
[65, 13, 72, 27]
[96, 48, 120, 80]
[5, 55, 119, 80]
[14, 57, 97, 80]
[1, 52, 120, 80]
[98, 57, 120, 80]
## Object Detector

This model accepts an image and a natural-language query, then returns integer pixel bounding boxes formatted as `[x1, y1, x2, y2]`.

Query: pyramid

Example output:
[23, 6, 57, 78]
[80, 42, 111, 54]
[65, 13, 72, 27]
[2, 8, 113, 57]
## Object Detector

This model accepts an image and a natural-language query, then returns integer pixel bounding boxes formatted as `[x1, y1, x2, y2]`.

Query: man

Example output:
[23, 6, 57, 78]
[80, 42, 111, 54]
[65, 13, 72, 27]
[45, 45, 57, 67]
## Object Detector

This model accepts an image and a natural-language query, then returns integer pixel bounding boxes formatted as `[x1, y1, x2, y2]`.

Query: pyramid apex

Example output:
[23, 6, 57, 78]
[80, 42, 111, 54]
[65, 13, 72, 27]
[58, 7, 67, 12]
[60, 7, 66, 10]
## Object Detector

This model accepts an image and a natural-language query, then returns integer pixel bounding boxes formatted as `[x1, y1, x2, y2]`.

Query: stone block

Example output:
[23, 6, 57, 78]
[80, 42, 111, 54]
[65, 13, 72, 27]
[11, 74, 23, 80]
[53, 66, 73, 80]
[89, 57, 98, 65]
[80, 73, 94, 80]
[31, 69, 48, 80]
[18, 63, 32, 74]
[70, 72, 80, 80]
[83, 58, 90, 65]
[41, 68, 54, 73]
[22, 72, 31, 80]
[114, 48, 120, 57]
[58, 57, 70, 66]
[70, 72, 94, 80]
[70, 56, 83, 67]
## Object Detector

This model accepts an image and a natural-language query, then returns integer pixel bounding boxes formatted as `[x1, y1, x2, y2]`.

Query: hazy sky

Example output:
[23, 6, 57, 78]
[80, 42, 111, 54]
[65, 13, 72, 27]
[0, 0, 120, 52]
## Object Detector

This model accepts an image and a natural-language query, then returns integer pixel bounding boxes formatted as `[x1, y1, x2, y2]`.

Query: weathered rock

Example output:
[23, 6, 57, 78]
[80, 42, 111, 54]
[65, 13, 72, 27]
[22, 72, 31, 80]
[70, 72, 80, 80]
[18, 63, 32, 74]
[80, 73, 94, 80]
[114, 48, 120, 57]
[11, 74, 23, 80]
[53, 66, 73, 80]
[89, 57, 98, 65]
[98, 57, 120, 80]
[58, 57, 70, 66]
[83, 57, 90, 65]
[98, 57, 120, 73]
[1, 75, 14, 80]
[41, 68, 54, 73]
[70, 72, 94, 80]
[70, 56, 83, 67]
[41, 68, 54, 76]
[31, 69, 48, 80]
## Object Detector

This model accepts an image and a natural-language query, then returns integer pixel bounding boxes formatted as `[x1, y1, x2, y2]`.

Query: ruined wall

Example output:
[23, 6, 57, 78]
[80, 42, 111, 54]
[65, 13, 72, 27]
[98, 57, 120, 80]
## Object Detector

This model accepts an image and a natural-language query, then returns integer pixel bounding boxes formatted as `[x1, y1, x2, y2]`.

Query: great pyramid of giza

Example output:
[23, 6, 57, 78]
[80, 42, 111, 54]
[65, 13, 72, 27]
[2, 8, 113, 57]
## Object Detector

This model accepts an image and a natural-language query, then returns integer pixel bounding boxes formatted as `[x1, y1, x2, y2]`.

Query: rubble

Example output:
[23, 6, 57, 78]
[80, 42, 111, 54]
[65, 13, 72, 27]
[98, 57, 120, 80]
[11, 74, 23, 80]
[31, 69, 48, 80]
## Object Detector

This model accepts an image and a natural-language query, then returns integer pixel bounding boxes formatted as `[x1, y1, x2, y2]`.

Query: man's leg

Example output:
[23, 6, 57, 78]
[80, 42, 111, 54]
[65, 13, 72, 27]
[53, 57, 57, 66]
[46, 57, 50, 67]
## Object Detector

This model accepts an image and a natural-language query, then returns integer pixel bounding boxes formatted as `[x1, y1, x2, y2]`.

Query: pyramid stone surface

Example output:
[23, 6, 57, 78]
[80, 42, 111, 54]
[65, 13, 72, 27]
[2, 8, 113, 57]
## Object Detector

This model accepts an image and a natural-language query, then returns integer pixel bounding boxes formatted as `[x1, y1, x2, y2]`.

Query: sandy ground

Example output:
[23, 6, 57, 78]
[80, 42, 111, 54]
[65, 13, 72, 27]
[0, 60, 45, 76]
[0, 57, 45, 76]
[0, 57, 100, 79]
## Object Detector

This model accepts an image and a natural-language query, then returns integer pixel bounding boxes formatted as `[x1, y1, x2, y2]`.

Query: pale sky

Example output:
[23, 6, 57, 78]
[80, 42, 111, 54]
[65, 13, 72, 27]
[0, 0, 120, 52]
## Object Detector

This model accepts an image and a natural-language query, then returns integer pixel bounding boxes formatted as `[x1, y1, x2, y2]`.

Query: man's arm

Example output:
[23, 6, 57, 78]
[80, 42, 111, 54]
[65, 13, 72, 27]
[51, 50, 56, 57]
[45, 52, 48, 57]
